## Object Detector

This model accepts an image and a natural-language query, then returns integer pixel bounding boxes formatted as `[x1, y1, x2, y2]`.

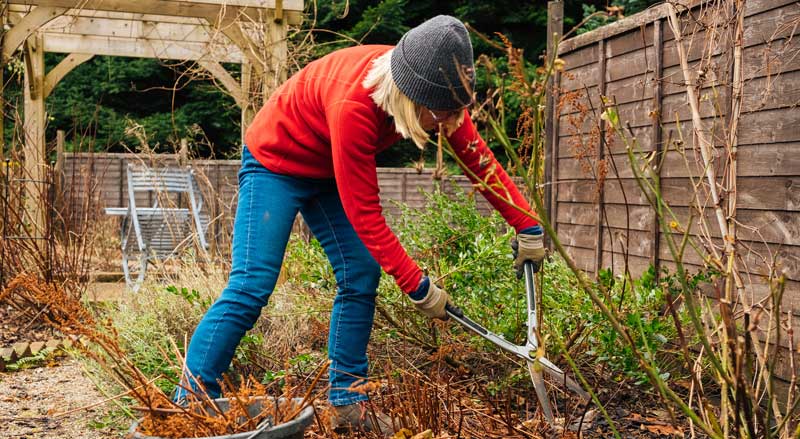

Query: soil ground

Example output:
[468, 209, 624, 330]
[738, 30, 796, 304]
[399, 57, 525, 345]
[0, 359, 115, 439]
[0, 360, 694, 439]
[0, 280, 127, 439]
[0, 279, 699, 439]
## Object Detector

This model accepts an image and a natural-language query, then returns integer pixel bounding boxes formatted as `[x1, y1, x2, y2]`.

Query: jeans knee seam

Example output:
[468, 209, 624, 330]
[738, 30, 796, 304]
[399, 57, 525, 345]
[240, 178, 255, 291]
[314, 198, 349, 290]
[331, 294, 345, 391]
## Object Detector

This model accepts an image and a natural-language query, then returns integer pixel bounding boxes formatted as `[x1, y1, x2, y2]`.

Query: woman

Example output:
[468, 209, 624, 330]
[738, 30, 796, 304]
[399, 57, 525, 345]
[180, 15, 545, 435]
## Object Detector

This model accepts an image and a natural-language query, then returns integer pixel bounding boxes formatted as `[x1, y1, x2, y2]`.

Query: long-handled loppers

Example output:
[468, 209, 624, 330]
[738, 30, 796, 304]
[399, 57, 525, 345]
[445, 260, 589, 423]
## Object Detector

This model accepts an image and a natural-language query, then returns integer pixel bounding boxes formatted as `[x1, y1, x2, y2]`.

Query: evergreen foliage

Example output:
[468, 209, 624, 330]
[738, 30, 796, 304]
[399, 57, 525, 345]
[3, 1, 657, 162]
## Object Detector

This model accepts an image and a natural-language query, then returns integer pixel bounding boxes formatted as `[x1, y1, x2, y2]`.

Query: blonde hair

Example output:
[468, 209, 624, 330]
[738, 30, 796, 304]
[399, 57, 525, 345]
[363, 50, 429, 149]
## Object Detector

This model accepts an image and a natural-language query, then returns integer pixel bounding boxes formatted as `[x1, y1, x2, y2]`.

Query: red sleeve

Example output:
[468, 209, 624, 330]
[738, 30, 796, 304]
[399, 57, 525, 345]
[329, 101, 423, 294]
[447, 112, 539, 231]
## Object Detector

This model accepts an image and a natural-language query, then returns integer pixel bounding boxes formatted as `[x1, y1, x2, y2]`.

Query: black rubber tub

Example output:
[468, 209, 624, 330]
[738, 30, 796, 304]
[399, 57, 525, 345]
[128, 397, 314, 439]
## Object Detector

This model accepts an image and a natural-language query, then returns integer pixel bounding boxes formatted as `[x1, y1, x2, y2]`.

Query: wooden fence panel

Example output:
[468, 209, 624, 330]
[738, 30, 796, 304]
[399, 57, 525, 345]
[554, 0, 800, 385]
[62, 153, 523, 237]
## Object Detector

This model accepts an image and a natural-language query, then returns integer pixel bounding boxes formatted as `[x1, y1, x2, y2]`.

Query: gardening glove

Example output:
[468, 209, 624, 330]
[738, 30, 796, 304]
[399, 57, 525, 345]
[512, 225, 545, 275]
[409, 276, 451, 321]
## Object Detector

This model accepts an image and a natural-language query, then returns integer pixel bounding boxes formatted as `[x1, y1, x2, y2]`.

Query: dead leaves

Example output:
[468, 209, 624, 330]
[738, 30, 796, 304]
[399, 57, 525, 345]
[347, 378, 384, 395]
[392, 428, 433, 439]
[643, 423, 685, 437]
[626, 412, 685, 437]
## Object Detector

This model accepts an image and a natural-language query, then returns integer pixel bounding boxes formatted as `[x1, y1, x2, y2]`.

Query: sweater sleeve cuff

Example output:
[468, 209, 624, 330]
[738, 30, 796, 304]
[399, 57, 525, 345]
[400, 269, 424, 294]
[409, 276, 429, 300]
[515, 217, 539, 233]
[519, 225, 543, 235]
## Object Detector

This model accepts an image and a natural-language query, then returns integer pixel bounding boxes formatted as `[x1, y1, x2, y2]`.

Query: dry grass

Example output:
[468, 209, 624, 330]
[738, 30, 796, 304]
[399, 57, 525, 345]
[0, 273, 328, 438]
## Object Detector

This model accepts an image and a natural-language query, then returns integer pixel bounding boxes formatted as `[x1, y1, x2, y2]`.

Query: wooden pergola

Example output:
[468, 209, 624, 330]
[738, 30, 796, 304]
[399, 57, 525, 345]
[0, 0, 303, 232]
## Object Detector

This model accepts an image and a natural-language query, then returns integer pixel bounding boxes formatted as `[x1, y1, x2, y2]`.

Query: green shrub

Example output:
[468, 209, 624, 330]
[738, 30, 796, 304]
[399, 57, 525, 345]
[376, 183, 705, 389]
[282, 234, 334, 292]
[93, 181, 705, 402]
[386, 184, 525, 341]
[542, 256, 714, 385]
[280, 182, 702, 389]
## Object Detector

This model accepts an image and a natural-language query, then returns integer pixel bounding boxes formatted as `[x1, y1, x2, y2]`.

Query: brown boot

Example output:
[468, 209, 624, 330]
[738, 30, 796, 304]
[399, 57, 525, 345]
[332, 401, 395, 436]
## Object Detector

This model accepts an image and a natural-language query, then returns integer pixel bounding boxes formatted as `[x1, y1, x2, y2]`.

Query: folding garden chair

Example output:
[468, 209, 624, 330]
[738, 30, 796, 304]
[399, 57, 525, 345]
[105, 163, 209, 291]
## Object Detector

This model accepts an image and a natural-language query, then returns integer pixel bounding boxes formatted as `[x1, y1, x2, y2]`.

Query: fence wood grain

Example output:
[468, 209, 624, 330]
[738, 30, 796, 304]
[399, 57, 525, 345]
[554, 0, 799, 385]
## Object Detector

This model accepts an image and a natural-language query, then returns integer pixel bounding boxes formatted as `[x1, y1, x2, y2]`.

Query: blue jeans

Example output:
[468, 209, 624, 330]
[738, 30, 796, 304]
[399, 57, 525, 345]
[181, 147, 381, 406]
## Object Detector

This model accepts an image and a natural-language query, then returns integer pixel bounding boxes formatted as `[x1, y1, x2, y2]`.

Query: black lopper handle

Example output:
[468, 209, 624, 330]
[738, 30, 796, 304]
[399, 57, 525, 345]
[445, 302, 488, 336]
[445, 302, 463, 318]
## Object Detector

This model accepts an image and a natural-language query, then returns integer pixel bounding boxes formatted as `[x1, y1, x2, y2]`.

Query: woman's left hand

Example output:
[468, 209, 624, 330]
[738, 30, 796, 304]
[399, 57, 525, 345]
[512, 225, 545, 274]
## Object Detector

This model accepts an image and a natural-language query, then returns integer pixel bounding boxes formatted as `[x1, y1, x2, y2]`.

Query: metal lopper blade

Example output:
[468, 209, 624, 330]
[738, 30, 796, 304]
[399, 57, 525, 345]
[444, 260, 589, 423]
[528, 360, 555, 422]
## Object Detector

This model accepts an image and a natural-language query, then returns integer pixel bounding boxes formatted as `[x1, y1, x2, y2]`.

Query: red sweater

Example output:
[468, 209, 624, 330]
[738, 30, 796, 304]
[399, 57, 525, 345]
[245, 45, 538, 293]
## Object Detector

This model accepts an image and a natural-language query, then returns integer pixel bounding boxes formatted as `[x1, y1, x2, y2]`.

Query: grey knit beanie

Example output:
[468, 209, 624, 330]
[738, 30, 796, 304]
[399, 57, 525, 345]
[391, 15, 475, 111]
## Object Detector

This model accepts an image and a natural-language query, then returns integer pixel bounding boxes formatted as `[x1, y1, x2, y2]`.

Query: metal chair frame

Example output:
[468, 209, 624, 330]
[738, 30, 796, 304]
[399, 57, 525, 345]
[105, 163, 209, 290]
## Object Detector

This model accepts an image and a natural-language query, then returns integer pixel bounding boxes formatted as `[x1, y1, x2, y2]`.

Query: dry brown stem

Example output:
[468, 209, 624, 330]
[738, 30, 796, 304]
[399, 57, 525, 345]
[0, 273, 326, 438]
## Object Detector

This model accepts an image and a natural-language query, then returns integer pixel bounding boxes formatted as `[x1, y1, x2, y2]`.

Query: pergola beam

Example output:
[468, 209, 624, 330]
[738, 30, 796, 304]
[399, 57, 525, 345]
[42, 14, 219, 43]
[34, 12, 246, 62]
[6, 0, 303, 23]
[43, 52, 94, 98]
[6, 3, 301, 66]
[43, 34, 243, 63]
[198, 60, 245, 108]
[168, 0, 301, 7]
[9, 6, 224, 25]
[2, 6, 67, 61]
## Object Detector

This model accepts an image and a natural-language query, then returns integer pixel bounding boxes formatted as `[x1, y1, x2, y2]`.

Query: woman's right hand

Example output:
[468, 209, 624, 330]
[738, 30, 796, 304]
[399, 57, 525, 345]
[409, 276, 451, 320]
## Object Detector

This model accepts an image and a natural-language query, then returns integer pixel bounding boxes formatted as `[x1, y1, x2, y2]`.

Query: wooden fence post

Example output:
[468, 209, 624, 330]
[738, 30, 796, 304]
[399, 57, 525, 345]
[210, 163, 221, 257]
[594, 39, 607, 275]
[55, 130, 64, 172]
[650, 20, 665, 276]
[177, 139, 189, 208]
[54, 130, 64, 210]
[401, 173, 408, 203]
[179, 138, 189, 166]
[118, 156, 124, 208]
[544, 1, 564, 248]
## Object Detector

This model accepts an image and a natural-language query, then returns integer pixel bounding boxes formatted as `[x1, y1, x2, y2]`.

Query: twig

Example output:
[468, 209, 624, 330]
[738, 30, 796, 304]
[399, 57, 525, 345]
[54, 375, 163, 419]
[665, 1, 743, 292]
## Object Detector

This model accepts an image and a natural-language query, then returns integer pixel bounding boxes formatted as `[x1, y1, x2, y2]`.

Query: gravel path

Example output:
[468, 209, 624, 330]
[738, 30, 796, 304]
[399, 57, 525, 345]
[0, 360, 118, 439]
